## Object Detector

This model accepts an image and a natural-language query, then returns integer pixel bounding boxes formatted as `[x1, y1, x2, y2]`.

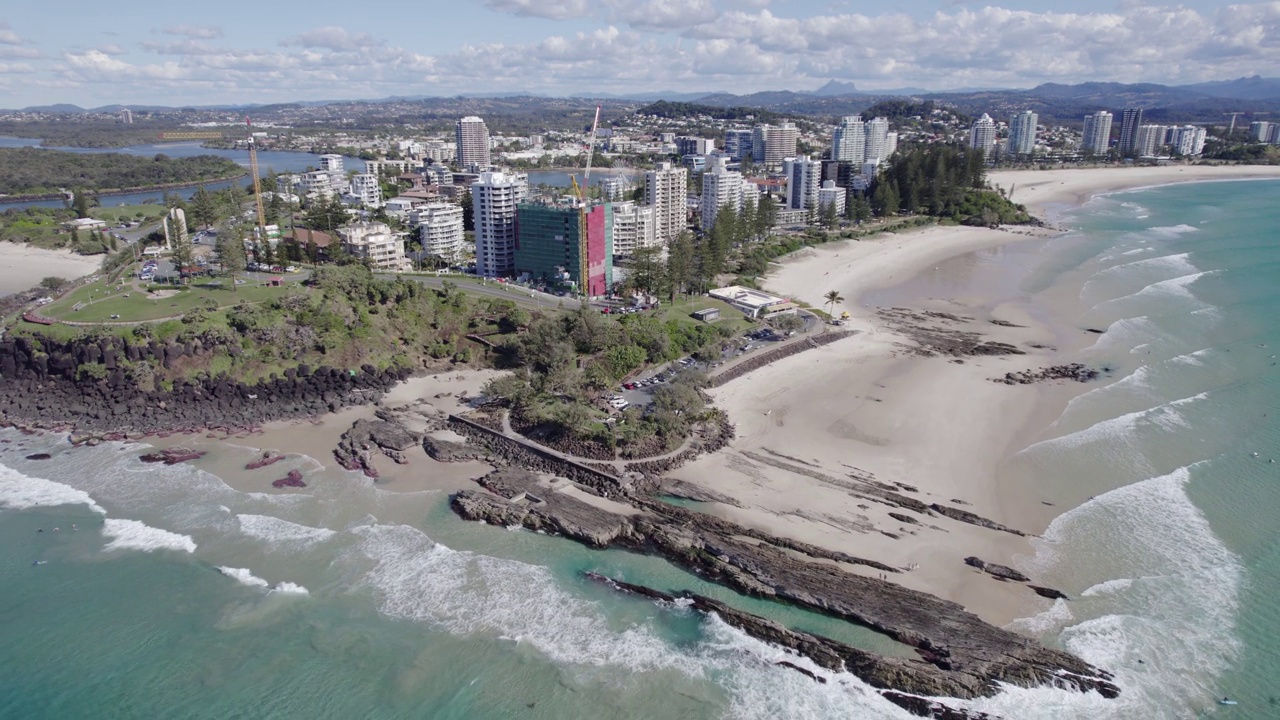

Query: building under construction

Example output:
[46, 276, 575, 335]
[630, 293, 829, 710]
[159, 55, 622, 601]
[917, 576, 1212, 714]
[514, 201, 613, 297]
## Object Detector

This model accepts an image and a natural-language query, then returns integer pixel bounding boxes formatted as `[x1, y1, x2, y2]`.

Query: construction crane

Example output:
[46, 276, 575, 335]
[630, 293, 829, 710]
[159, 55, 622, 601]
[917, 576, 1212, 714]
[573, 105, 602, 203]
[158, 130, 226, 141]
[246, 117, 267, 242]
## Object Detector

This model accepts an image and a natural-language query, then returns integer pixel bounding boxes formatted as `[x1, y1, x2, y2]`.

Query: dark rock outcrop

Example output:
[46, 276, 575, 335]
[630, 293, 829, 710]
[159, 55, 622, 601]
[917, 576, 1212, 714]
[992, 364, 1101, 385]
[707, 331, 856, 388]
[24, 453, 51, 460]
[930, 504, 1027, 537]
[271, 469, 306, 488]
[453, 469, 1119, 703]
[422, 433, 489, 462]
[139, 447, 205, 465]
[333, 418, 423, 478]
[0, 334, 409, 437]
[964, 556, 1031, 583]
[1030, 586, 1071, 601]
[245, 452, 284, 470]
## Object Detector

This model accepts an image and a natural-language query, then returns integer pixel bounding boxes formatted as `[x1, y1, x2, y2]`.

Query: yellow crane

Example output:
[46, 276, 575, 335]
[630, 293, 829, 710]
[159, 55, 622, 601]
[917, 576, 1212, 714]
[245, 117, 267, 239]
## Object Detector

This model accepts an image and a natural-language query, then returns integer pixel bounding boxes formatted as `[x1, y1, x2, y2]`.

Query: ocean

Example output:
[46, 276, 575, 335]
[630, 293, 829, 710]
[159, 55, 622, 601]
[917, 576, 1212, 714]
[2, 178, 1277, 718]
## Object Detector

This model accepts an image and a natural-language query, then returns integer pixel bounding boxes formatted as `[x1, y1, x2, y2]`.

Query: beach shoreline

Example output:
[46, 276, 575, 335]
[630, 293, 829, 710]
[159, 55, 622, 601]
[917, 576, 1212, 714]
[0, 244, 104, 297]
[663, 165, 1280, 627]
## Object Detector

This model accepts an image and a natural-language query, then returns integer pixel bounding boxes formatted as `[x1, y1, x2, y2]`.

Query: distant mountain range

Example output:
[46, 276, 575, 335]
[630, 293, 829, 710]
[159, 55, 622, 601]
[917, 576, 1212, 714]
[14, 77, 1280, 126]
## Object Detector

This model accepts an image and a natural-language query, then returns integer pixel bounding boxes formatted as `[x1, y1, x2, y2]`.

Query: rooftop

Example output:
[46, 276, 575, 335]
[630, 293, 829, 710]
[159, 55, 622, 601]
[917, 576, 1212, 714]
[709, 285, 789, 310]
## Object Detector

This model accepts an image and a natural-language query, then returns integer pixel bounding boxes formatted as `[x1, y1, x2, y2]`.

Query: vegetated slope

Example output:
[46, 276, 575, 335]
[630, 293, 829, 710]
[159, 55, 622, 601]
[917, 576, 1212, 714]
[0, 147, 242, 196]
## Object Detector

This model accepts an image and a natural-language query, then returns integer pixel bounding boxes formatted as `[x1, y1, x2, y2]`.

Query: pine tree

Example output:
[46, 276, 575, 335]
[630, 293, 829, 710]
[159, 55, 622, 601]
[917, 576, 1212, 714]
[189, 186, 218, 229]
[665, 231, 695, 302]
[71, 189, 91, 219]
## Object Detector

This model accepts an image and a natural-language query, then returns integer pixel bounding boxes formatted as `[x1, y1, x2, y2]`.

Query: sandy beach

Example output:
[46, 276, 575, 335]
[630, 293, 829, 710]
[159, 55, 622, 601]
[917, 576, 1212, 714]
[666, 164, 1280, 626]
[0, 243, 104, 297]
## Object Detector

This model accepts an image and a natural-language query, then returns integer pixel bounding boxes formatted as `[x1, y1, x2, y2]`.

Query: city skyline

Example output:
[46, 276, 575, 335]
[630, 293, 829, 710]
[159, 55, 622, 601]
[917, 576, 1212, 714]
[1, 0, 1277, 107]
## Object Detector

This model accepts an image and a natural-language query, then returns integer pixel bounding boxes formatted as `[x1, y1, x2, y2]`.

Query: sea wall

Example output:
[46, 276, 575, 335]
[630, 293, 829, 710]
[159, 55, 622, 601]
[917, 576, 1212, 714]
[707, 330, 856, 388]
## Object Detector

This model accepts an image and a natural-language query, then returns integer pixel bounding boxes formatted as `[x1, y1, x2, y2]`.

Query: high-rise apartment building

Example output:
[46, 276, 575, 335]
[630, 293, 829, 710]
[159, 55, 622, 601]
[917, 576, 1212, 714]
[1172, 126, 1207, 156]
[832, 116, 866, 163]
[724, 129, 754, 161]
[473, 171, 520, 277]
[319, 154, 344, 173]
[1134, 124, 1167, 156]
[120, 109, 133, 124]
[863, 117, 892, 163]
[783, 156, 821, 211]
[1081, 111, 1114, 155]
[751, 122, 799, 168]
[514, 203, 613, 296]
[1250, 121, 1272, 142]
[818, 180, 846, 216]
[969, 113, 997, 158]
[610, 201, 657, 256]
[1118, 108, 1143, 155]
[1008, 110, 1038, 155]
[644, 161, 688, 244]
[455, 116, 491, 169]
[676, 137, 715, 156]
[416, 203, 464, 265]
[701, 158, 744, 231]
[349, 173, 382, 208]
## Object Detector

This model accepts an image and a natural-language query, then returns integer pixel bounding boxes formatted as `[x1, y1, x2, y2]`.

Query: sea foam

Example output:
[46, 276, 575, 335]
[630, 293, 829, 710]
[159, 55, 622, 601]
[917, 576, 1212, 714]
[236, 514, 336, 548]
[217, 566, 270, 588]
[102, 518, 197, 554]
[0, 463, 107, 514]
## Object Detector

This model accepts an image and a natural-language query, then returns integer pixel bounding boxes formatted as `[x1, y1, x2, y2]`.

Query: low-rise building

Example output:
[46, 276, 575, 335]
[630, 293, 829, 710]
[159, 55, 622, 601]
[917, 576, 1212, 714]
[709, 285, 798, 319]
[337, 221, 408, 272]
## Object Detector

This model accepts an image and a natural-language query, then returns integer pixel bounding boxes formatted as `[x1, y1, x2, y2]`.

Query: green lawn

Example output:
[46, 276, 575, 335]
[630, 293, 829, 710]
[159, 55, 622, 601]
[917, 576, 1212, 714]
[658, 296, 754, 332]
[42, 277, 303, 323]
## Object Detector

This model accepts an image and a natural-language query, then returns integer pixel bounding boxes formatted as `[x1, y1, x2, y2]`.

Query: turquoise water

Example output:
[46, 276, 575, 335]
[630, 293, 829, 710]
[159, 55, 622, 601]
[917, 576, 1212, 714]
[2, 179, 1278, 718]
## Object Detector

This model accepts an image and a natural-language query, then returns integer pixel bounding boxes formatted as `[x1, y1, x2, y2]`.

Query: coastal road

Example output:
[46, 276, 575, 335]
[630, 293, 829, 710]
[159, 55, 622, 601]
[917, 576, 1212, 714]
[384, 274, 584, 311]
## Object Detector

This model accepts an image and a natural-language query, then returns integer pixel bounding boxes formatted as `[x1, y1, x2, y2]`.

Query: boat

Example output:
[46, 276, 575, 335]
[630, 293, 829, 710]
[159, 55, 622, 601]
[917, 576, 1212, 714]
[1218, 698, 1238, 706]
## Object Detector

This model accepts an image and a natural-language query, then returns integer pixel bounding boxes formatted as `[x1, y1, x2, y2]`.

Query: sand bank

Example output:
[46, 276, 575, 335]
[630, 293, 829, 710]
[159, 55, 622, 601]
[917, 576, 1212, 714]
[989, 164, 1280, 220]
[0, 244, 103, 297]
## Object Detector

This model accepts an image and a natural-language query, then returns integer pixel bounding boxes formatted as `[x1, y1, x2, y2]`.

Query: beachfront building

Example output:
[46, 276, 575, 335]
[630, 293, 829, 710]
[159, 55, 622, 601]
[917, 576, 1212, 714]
[1172, 125, 1208, 156]
[969, 113, 997, 158]
[514, 202, 613, 296]
[1008, 110, 1038, 156]
[700, 157, 745, 231]
[455, 116, 491, 170]
[832, 115, 865, 163]
[609, 201, 657, 257]
[863, 117, 893, 164]
[644, 161, 688, 245]
[1081, 111, 1113, 155]
[818, 180, 846, 216]
[783, 156, 821, 211]
[1135, 124, 1167, 156]
[473, 170, 521, 277]
[337, 221, 408, 272]
[416, 203, 464, 265]
[709, 285, 798, 320]
[1118, 108, 1144, 155]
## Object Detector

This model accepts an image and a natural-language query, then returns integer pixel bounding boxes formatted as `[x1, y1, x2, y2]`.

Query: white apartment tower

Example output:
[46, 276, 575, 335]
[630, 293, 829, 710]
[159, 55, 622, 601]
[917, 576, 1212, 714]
[818, 180, 846, 216]
[1081, 111, 1113, 155]
[832, 116, 866, 163]
[349, 173, 383, 208]
[163, 207, 187, 252]
[1008, 110, 1038, 156]
[783, 156, 821, 211]
[644, 161, 688, 244]
[473, 171, 520, 277]
[863, 117, 892, 163]
[610, 202, 658, 256]
[319, 154, 344, 173]
[455, 116, 492, 169]
[338, 221, 407, 272]
[701, 157, 744, 231]
[1172, 126, 1207, 156]
[416, 203, 464, 265]
[969, 113, 997, 158]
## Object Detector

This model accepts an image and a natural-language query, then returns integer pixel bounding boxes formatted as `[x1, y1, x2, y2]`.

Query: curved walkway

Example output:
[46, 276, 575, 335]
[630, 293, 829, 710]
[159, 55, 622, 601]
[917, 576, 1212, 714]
[498, 408, 696, 473]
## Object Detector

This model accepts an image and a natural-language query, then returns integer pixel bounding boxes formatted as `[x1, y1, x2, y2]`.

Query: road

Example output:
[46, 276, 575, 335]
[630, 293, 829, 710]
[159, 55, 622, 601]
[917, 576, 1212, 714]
[385, 274, 585, 311]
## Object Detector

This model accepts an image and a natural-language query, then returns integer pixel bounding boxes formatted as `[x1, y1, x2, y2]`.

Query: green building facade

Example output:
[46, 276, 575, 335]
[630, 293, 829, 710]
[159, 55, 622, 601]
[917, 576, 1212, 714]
[515, 203, 613, 296]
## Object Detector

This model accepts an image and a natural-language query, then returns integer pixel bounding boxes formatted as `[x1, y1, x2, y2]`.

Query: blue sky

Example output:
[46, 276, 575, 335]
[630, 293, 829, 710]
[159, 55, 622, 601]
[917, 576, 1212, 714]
[1, 0, 1276, 107]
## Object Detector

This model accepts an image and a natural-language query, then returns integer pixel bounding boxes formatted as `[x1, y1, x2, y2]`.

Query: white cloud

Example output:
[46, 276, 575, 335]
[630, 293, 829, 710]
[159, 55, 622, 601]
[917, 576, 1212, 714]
[0, 21, 26, 46]
[97, 44, 127, 56]
[0, 45, 40, 59]
[162, 24, 223, 39]
[0, 62, 36, 74]
[612, 0, 719, 30]
[281, 26, 381, 51]
[484, 0, 591, 19]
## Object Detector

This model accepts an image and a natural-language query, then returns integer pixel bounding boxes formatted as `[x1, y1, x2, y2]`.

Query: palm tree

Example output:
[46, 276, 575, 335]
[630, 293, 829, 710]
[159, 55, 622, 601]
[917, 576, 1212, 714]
[824, 290, 844, 321]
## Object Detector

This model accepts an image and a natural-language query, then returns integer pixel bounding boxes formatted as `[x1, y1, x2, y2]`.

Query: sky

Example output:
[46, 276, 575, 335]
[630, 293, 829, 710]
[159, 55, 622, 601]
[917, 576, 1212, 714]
[0, 0, 1277, 107]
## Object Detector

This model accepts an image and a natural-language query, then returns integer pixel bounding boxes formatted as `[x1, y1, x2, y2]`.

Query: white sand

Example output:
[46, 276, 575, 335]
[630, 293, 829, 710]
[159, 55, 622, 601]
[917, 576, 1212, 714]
[671, 165, 1280, 625]
[989, 164, 1280, 221]
[0, 244, 103, 296]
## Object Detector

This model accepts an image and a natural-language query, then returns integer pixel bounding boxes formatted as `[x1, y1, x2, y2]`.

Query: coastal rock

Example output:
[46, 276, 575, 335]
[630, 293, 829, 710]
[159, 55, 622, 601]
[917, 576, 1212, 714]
[333, 418, 422, 479]
[930, 504, 1027, 537]
[271, 469, 306, 488]
[24, 453, 52, 460]
[992, 364, 1101, 385]
[1030, 586, 1071, 601]
[245, 452, 285, 470]
[453, 471, 1119, 703]
[422, 434, 487, 462]
[139, 447, 206, 465]
[964, 556, 1031, 583]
